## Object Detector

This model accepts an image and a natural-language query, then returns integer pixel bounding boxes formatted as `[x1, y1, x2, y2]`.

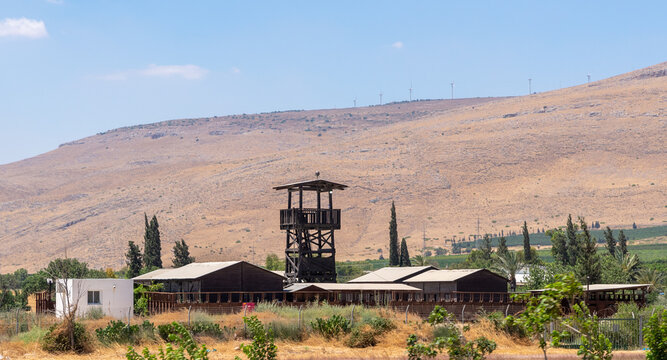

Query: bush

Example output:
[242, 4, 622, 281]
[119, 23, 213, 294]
[41, 321, 91, 353]
[96, 320, 155, 345]
[311, 314, 351, 339]
[407, 334, 438, 360]
[157, 323, 179, 341]
[238, 316, 277, 360]
[367, 316, 395, 333]
[345, 325, 377, 348]
[644, 309, 667, 360]
[127, 322, 208, 360]
[483, 312, 526, 339]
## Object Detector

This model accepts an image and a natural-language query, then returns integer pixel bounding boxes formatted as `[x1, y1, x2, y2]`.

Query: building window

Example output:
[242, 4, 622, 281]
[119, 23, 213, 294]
[87, 291, 100, 305]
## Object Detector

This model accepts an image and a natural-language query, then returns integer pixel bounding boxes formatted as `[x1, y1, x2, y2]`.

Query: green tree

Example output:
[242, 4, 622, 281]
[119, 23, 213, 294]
[125, 241, 143, 278]
[635, 268, 665, 293]
[480, 234, 493, 261]
[522, 221, 531, 262]
[494, 251, 523, 292]
[265, 253, 283, 271]
[644, 309, 667, 360]
[400, 238, 411, 267]
[615, 252, 639, 279]
[617, 230, 628, 256]
[603, 227, 616, 257]
[22, 271, 49, 295]
[566, 214, 579, 266]
[512, 273, 582, 360]
[497, 237, 509, 257]
[599, 255, 628, 284]
[143, 214, 162, 269]
[389, 202, 399, 266]
[547, 229, 568, 266]
[567, 302, 613, 360]
[575, 218, 601, 285]
[172, 239, 195, 268]
[238, 316, 277, 360]
[45, 258, 90, 280]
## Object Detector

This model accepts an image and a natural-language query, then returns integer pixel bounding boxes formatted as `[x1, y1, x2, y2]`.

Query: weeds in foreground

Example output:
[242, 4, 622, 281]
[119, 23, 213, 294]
[126, 321, 208, 360]
[236, 316, 277, 360]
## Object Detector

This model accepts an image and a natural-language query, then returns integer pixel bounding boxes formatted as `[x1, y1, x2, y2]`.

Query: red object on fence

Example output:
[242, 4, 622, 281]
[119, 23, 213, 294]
[243, 302, 256, 312]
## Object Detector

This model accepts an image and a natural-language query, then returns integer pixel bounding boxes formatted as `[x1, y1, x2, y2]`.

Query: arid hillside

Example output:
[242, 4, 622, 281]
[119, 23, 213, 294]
[0, 63, 665, 273]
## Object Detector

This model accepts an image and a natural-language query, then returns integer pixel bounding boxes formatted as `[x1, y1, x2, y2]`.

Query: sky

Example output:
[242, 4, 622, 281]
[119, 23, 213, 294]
[1, 1, 666, 165]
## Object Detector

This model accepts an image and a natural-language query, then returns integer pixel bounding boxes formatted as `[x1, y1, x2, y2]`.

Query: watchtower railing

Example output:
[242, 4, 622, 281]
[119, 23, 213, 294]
[279, 208, 341, 229]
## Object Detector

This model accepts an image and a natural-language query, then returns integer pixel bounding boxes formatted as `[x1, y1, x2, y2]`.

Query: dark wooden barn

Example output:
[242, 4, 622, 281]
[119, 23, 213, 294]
[133, 261, 284, 293]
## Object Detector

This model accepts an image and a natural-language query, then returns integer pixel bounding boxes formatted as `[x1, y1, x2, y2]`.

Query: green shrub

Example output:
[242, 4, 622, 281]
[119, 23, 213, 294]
[367, 317, 395, 334]
[41, 321, 91, 353]
[407, 334, 438, 360]
[237, 316, 277, 360]
[345, 326, 377, 348]
[157, 323, 179, 342]
[311, 314, 351, 339]
[127, 322, 208, 360]
[432, 324, 458, 339]
[190, 322, 223, 338]
[644, 309, 667, 360]
[96, 320, 139, 344]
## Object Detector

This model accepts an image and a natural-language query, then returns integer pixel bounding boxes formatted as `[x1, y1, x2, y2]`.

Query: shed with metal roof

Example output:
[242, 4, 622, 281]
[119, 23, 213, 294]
[133, 261, 284, 293]
[347, 266, 437, 283]
[403, 269, 508, 294]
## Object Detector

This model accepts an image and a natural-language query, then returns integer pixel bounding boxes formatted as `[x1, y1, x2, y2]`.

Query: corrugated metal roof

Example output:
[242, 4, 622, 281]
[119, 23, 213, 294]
[284, 282, 421, 293]
[348, 266, 437, 283]
[530, 284, 652, 293]
[403, 269, 486, 283]
[271, 270, 286, 278]
[132, 261, 241, 280]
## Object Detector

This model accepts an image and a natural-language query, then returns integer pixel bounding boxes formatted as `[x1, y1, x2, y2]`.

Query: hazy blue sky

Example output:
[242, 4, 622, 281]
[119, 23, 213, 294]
[1, 1, 666, 164]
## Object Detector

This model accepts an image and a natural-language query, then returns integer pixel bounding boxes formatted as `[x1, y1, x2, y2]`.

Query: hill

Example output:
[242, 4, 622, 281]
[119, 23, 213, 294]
[0, 63, 665, 272]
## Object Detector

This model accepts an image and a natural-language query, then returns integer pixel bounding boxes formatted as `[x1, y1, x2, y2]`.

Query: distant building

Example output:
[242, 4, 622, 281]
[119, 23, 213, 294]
[133, 261, 284, 293]
[55, 279, 133, 319]
[403, 269, 508, 294]
[347, 265, 437, 283]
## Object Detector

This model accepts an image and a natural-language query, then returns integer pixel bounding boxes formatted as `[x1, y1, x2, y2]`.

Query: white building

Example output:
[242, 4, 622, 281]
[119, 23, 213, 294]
[55, 279, 133, 319]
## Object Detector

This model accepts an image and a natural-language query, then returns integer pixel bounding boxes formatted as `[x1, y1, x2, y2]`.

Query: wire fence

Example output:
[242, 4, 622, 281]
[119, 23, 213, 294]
[548, 317, 645, 350]
[0, 309, 58, 339]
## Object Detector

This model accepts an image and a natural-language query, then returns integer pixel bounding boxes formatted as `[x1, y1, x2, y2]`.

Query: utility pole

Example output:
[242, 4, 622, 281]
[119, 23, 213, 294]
[409, 81, 413, 101]
[353, 98, 356, 107]
[587, 74, 591, 83]
[528, 78, 532, 95]
[450, 82, 454, 100]
[477, 215, 480, 239]
[379, 92, 383, 105]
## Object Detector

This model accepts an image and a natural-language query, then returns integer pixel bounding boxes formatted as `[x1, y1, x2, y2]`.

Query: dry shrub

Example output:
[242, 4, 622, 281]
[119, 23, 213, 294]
[41, 320, 93, 353]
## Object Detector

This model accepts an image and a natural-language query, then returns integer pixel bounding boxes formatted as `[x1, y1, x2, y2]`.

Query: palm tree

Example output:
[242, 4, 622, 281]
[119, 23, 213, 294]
[493, 251, 524, 292]
[615, 252, 639, 279]
[635, 268, 665, 292]
[412, 254, 427, 266]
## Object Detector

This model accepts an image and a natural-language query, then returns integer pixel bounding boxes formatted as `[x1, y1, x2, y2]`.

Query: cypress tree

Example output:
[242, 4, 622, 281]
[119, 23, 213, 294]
[399, 238, 411, 267]
[172, 239, 194, 268]
[522, 221, 531, 262]
[618, 230, 628, 256]
[575, 218, 601, 284]
[497, 237, 509, 257]
[389, 202, 399, 266]
[125, 241, 142, 278]
[548, 229, 568, 266]
[566, 214, 579, 266]
[143, 214, 162, 269]
[480, 234, 493, 260]
[604, 226, 616, 257]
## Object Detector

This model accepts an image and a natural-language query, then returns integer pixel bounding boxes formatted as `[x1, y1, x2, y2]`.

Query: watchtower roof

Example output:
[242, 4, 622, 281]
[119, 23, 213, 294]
[273, 179, 348, 191]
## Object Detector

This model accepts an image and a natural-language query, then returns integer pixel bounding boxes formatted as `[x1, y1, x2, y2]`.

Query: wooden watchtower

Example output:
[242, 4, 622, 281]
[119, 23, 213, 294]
[273, 179, 347, 283]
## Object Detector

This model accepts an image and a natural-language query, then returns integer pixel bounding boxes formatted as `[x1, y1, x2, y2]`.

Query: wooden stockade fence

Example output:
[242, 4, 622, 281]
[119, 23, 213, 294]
[145, 290, 527, 318]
